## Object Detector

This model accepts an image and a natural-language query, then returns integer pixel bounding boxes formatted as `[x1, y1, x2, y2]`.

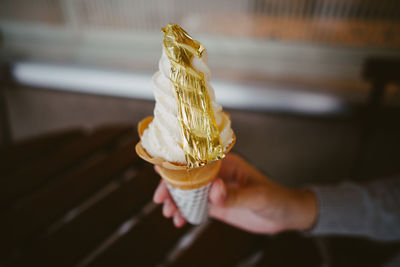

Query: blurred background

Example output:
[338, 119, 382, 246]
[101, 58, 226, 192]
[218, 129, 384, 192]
[1, 0, 400, 266]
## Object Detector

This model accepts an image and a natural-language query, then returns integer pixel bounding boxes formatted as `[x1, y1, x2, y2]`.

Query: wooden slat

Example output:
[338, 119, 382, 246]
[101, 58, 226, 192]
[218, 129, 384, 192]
[16, 164, 160, 267]
[1, 137, 139, 251]
[0, 125, 131, 209]
[87, 206, 191, 267]
[168, 220, 263, 267]
[0, 128, 84, 176]
[255, 232, 322, 267]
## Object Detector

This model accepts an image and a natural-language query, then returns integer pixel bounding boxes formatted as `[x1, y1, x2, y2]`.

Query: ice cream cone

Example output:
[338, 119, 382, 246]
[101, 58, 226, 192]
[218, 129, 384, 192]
[166, 182, 212, 224]
[135, 116, 235, 224]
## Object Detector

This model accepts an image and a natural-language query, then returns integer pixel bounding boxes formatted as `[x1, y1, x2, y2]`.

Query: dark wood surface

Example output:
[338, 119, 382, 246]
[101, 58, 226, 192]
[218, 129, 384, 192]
[1, 124, 399, 267]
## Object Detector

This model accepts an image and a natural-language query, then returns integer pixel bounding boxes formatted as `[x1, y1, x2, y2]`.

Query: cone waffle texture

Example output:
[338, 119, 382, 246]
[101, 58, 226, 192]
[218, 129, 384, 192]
[135, 116, 235, 224]
[166, 183, 211, 224]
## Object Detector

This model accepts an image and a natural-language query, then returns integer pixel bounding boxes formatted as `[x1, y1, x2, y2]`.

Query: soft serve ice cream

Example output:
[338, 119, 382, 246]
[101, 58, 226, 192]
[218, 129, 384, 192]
[136, 23, 235, 224]
[141, 24, 234, 167]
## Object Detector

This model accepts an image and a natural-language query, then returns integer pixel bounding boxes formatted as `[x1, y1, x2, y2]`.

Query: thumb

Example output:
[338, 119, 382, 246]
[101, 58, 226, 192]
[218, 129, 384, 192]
[209, 178, 227, 206]
[210, 180, 267, 211]
[209, 178, 249, 208]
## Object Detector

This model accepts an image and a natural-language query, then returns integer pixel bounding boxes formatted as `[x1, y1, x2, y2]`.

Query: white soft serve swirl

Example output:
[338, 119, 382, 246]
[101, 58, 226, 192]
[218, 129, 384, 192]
[141, 48, 234, 164]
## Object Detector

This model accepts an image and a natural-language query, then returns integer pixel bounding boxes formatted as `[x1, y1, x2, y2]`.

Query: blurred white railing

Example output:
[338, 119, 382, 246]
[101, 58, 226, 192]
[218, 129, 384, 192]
[1, 0, 399, 106]
[13, 61, 346, 115]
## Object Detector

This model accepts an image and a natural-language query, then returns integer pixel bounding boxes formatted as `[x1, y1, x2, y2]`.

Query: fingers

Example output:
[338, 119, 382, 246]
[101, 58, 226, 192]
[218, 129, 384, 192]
[210, 179, 269, 213]
[173, 212, 186, 228]
[162, 199, 186, 227]
[153, 180, 169, 204]
[218, 153, 249, 186]
[209, 178, 227, 205]
[153, 179, 186, 228]
[218, 154, 240, 183]
[210, 178, 251, 208]
[209, 180, 272, 233]
[219, 153, 270, 187]
[154, 165, 160, 174]
[210, 177, 246, 208]
[162, 199, 177, 218]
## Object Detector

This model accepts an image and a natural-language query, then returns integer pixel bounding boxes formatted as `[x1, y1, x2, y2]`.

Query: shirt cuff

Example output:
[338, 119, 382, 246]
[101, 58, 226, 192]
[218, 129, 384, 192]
[307, 182, 370, 236]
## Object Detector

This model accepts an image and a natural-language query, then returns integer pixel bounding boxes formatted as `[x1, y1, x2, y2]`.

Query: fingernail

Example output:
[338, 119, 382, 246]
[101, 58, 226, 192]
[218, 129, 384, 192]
[218, 179, 227, 202]
[153, 185, 162, 203]
[210, 179, 227, 206]
[173, 213, 179, 226]
[163, 200, 171, 217]
[164, 199, 170, 211]
[154, 165, 160, 174]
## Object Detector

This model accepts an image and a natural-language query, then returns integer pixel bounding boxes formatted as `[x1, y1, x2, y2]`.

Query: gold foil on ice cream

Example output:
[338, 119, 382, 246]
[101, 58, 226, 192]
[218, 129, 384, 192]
[162, 23, 224, 168]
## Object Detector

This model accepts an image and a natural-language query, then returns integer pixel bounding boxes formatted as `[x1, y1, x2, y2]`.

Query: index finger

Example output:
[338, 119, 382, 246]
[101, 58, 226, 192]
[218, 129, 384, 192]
[153, 180, 170, 203]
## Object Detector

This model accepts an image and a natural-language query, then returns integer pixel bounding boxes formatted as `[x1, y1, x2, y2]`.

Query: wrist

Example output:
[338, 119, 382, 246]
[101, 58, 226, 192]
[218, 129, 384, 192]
[286, 188, 318, 231]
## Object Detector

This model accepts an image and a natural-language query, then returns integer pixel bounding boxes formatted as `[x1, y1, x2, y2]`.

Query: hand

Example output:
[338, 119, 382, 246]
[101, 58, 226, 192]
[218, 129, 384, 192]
[152, 178, 187, 228]
[153, 153, 317, 233]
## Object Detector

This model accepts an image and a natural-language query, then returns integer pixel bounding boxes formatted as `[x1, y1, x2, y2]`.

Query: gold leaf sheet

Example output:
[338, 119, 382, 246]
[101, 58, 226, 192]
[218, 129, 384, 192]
[162, 24, 224, 168]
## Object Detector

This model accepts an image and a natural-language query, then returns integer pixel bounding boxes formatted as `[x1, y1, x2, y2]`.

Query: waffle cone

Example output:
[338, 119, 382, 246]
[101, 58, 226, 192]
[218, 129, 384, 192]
[135, 115, 235, 190]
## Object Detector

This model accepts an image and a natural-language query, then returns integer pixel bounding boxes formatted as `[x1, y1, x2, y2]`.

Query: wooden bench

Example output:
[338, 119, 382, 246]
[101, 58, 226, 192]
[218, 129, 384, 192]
[2, 124, 400, 266]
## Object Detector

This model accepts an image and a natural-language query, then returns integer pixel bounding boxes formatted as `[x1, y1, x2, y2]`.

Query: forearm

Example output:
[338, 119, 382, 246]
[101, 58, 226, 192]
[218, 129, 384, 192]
[308, 177, 400, 241]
